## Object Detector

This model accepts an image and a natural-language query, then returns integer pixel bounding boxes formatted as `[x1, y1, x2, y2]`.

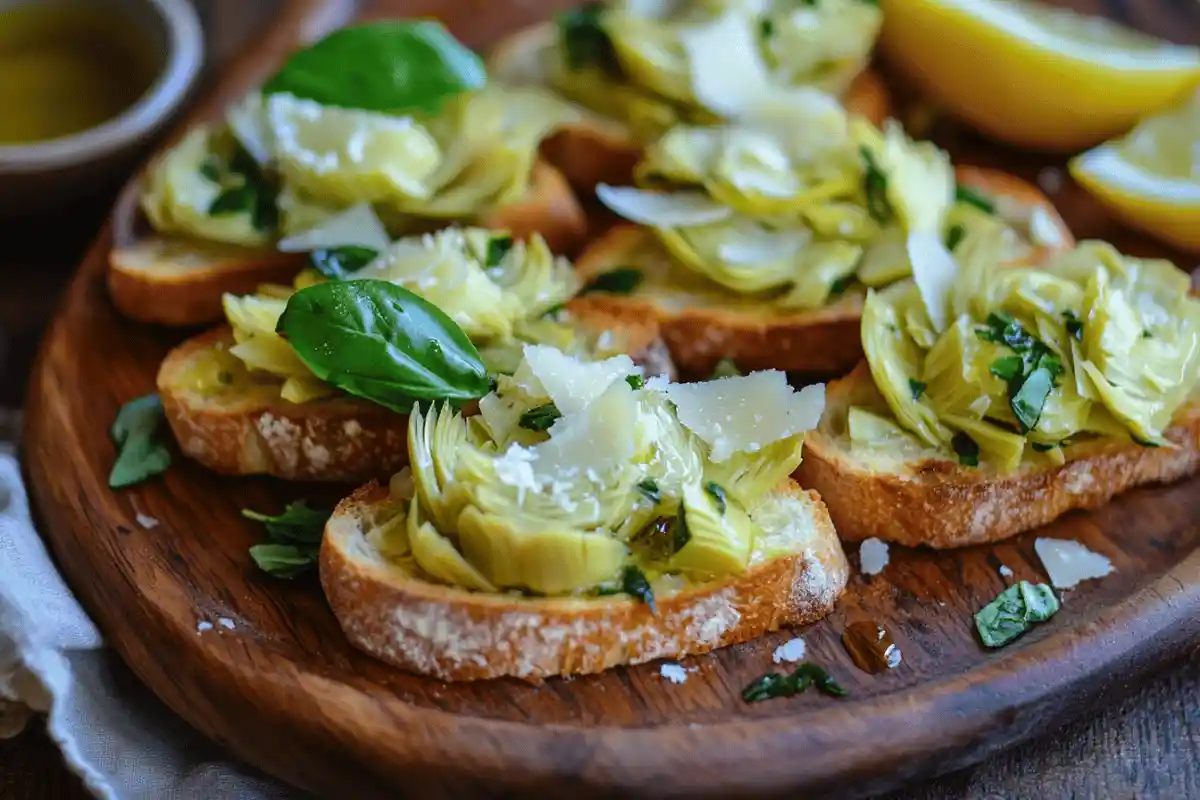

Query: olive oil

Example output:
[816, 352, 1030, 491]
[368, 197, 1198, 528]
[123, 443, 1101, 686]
[0, 4, 158, 144]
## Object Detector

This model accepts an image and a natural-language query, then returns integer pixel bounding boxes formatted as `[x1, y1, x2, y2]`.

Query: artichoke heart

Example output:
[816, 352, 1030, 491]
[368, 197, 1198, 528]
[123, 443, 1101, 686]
[407, 497, 497, 592]
[702, 434, 804, 509]
[669, 481, 756, 579]
[456, 507, 628, 594]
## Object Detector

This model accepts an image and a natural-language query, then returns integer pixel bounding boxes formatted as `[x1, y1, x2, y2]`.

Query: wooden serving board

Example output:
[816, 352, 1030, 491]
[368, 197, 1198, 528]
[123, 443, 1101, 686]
[22, 0, 1200, 797]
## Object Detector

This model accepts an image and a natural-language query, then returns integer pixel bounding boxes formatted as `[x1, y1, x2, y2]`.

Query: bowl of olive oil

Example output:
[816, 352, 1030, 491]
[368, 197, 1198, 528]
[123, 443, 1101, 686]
[0, 0, 202, 213]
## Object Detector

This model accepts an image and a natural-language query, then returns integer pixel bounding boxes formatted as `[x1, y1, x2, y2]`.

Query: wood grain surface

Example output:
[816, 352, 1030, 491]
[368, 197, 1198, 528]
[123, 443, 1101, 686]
[13, 0, 1200, 797]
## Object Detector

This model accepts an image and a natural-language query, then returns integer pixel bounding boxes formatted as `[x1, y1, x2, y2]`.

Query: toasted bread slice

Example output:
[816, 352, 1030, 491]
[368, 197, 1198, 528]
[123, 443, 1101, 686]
[159, 311, 673, 482]
[109, 159, 589, 328]
[567, 167, 1073, 378]
[488, 22, 893, 192]
[796, 363, 1200, 548]
[320, 479, 848, 681]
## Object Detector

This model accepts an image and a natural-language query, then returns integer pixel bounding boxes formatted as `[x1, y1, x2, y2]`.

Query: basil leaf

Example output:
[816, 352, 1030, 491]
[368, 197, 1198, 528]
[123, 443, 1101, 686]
[636, 478, 661, 505]
[952, 431, 979, 467]
[557, 2, 622, 76]
[109, 395, 171, 488]
[742, 662, 849, 702]
[263, 21, 485, 114]
[620, 565, 656, 612]
[975, 580, 1059, 648]
[625, 374, 645, 390]
[309, 246, 378, 280]
[519, 402, 562, 432]
[485, 234, 513, 267]
[277, 279, 490, 413]
[1063, 310, 1083, 341]
[956, 184, 995, 214]
[860, 146, 891, 222]
[711, 358, 741, 379]
[945, 223, 966, 251]
[989, 355, 1024, 381]
[704, 481, 728, 515]
[249, 543, 320, 579]
[242, 500, 331, 545]
[908, 378, 926, 400]
[581, 267, 643, 295]
[1010, 365, 1053, 432]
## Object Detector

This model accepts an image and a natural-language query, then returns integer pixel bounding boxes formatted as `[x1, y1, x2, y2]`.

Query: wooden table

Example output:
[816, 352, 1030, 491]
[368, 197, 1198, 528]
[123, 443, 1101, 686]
[2, 0, 1199, 796]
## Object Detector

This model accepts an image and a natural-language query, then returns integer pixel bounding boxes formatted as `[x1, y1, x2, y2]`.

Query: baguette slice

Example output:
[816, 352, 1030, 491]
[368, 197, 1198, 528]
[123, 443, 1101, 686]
[158, 308, 673, 482]
[489, 22, 894, 192]
[109, 159, 588, 328]
[568, 167, 1073, 378]
[797, 362, 1200, 548]
[321, 479, 848, 681]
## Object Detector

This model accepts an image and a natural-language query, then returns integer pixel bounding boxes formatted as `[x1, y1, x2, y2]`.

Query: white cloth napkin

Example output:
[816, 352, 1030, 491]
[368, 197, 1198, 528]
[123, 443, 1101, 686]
[0, 411, 300, 799]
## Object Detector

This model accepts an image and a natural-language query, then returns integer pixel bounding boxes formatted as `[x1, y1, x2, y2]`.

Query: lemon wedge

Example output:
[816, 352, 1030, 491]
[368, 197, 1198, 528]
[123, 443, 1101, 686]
[1070, 91, 1200, 252]
[879, 0, 1200, 150]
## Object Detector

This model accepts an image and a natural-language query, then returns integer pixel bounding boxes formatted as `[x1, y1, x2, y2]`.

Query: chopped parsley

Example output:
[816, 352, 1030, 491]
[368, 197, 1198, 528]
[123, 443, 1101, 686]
[977, 312, 1064, 432]
[620, 565, 656, 612]
[1062, 310, 1084, 341]
[557, 2, 622, 77]
[625, 374, 645, 390]
[860, 146, 892, 222]
[945, 223, 966, 251]
[636, 478, 661, 505]
[759, 16, 775, 38]
[580, 267, 643, 296]
[988, 355, 1024, 382]
[1143, 328, 1154, 339]
[975, 581, 1059, 648]
[704, 481, 727, 514]
[742, 662, 849, 703]
[955, 184, 995, 214]
[484, 234, 513, 267]
[952, 431, 980, 467]
[829, 274, 857, 297]
[518, 402, 562, 432]
[908, 378, 926, 400]
[204, 145, 279, 232]
[1030, 442, 1059, 452]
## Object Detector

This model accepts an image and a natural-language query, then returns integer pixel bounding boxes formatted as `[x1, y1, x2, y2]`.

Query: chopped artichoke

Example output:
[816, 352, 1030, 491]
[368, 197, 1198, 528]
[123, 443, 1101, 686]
[407, 497, 497, 592]
[669, 481, 756, 579]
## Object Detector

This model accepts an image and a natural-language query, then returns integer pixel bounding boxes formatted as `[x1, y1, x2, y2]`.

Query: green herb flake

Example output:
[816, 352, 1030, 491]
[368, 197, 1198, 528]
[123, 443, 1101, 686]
[955, 184, 996, 214]
[208, 185, 256, 217]
[309, 246, 378, 280]
[243, 500, 332, 578]
[277, 280, 490, 414]
[742, 662, 849, 703]
[625, 374, 645, 390]
[1143, 328, 1154, 339]
[1063, 310, 1084, 341]
[109, 394, 172, 489]
[620, 565, 657, 612]
[557, 2, 622, 77]
[672, 508, 690, 553]
[860, 145, 891, 222]
[945, 223, 966, 251]
[908, 378, 926, 401]
[580, 267, 643, 295]
[263, 21, 485, 114]
[1010, 365, 1054, 432]
[952, 431, 980, 467]
[198, 156, 222, 183]
[759, 16, 775, 38]
[1030, 441, 1058, 452]
[636, 478, 661, 505]
[519, 402, 562, 432]
[989, 355, 1024, 382]
[711, 358, 741, 379]
[704, 481, 728, 514]
[829, 274, 856, 297]
[485, 234, 513, 267]
[975, 580, 1059, 648]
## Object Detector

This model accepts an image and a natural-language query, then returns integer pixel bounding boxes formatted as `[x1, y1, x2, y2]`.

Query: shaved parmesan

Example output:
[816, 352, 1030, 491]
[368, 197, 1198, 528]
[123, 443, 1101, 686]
[772, 637, 807, 664]
[227, 93, 272, 165]
[277, 202, 390, 253]
[859, 538, 889, 576]
[680, 12, 770, 117]
[908, 230, 958, 332]
[522, 345, 640, 416]
[665, 372, 825, 462]
[533, 380, 637, 477]
[659, 662, 689, 683]
[719, 226, 812, 265]
[1029, 207, 1065, 248]
[1035, 538, 1114, 589]
[595, 185, 731, 228]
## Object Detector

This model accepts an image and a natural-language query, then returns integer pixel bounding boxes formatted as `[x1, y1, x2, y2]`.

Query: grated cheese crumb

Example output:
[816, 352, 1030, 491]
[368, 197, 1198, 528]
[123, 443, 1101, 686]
[135, 513, 159, 530]
[859, 537, 890, 576]
[999, 564, 1014, 578]
[659, 663, 688, 684]
[196, 621, 213, 633]
[217, 617, 236, 631]
[1035, 538, 1114, 589]
[772, 637, 807, 664]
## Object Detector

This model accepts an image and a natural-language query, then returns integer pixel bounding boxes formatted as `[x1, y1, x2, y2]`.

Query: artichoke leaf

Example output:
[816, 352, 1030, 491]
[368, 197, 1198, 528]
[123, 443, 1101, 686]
[922, 315, 1011, 423]
[701, 434, 804, 509]
[857, 226, 911, 288]
[669, 481, 756, 579]
[776, 241, 863, 310]
[407, 497, 497, 592]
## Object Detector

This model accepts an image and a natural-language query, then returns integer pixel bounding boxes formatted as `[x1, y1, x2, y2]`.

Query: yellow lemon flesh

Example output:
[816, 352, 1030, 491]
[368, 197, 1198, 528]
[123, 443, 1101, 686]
[1070, 91, 1200, 253]
[879, 0, 1200, 151]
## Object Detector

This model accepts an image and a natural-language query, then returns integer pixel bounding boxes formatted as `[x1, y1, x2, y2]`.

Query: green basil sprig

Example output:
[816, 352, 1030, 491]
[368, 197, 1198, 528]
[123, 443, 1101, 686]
[975, 580, 1059, 648]
[277, 279, 490, 414]
[109, 394, 171, 488]
[263, 21, 485, 114]
[244, 500, 332, 578]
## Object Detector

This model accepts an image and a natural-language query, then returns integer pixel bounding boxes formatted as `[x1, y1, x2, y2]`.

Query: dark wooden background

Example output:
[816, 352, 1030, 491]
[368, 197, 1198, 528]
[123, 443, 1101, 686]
[2, 0, 1199, 797]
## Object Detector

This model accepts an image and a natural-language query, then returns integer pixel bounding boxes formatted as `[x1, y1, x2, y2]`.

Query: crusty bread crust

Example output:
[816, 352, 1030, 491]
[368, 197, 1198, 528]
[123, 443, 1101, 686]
[109, 158, 587, 328]
[158, 328, 410, 482]
[567, 167, 1073, 378]
[797, 362, 1200, 548]
[489, 22, 893, 192]
[320, 480, 848, 681]
[159, 315, 673, 481]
